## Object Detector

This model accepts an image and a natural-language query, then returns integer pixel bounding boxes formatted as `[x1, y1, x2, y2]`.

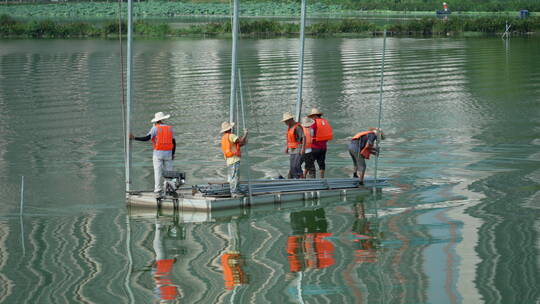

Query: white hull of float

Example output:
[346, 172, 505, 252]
[127, 178, 388, 211]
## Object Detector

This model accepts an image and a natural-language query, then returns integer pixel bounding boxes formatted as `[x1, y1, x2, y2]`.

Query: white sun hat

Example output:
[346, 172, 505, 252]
[151, 112, 171, 123]
[220, 121, 235, 133]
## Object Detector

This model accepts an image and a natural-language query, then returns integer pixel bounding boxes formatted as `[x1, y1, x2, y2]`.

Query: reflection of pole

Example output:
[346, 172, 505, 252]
[125, 214, 135, 304]
[373, 29, 387, 182]
[228, 221, 240, 251]
[297, 271, 305, 304]
[295, 0, 307, 122]
[19, 176, 25, 255]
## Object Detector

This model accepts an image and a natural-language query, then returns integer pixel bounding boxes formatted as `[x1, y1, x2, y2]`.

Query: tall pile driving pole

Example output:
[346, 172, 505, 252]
[295, 0, 307, 121]
[229, 0, 239, 124]
[374, 29, 387, 182]
[125, 0, 133, 193]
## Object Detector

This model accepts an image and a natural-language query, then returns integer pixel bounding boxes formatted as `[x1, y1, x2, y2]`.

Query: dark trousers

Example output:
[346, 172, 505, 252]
[301, 152, 316, 178]
[311, 148, 327, 170]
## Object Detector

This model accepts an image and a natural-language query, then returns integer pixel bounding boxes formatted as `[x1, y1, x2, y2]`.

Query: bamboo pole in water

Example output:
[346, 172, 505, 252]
[125, 0, 133, 193]
[295, 0, 307, 122]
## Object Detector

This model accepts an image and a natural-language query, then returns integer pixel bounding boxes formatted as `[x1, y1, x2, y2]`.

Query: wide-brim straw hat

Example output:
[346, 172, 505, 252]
[220, 121, 235, 133]
[151, 112, 171, 123]
[308, 108, 323, 116]
[281, 112, 294, 122]
[301, 117, 314, 127]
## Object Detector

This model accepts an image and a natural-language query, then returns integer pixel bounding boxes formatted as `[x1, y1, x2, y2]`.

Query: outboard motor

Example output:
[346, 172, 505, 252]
[162, 171, 185, 198]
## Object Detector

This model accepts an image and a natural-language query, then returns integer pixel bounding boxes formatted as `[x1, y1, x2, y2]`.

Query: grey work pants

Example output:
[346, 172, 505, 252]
[227, 161, 241, 195]
[349, 149, 366, 175]
[153, 155, 173, 193]
[289, 153, 303, 179]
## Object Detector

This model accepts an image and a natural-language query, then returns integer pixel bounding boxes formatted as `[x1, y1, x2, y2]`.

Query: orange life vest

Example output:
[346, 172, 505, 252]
[313, 118, 333, 142]
[286, 236, 302, 273]
[152, 124, 174, 151]
[286, 123, 301, 149]
[302, 126, 312, 149]
[352, 130, 375, 140]
[352, 131, 376, 159]
[221, 253, 246, 290]
[154, 259, 178, 300]
[287, 233, 335, 272]
[221, 133, 241, 158]
[312, 233, 335, 269]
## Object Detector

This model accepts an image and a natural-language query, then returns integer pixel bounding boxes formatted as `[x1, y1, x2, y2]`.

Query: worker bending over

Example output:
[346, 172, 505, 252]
[348, 128, 384, 185]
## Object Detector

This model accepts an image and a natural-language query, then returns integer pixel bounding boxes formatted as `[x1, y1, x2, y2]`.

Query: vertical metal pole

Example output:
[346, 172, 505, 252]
[374, 30, 387, 182]
[125, 0, 133, 193]
[295, 0, 307, 122]
[238, 70, 253, 204]
[20, 176, 24, 216]
[229, 0, 239, 124]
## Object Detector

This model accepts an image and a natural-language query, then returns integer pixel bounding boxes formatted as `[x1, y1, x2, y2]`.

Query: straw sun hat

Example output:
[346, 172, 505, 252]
[220, 121, 235, 133]
[308, 108, 323, 116]
[281, 112, 295, 122]
[151, 112, 170, 123]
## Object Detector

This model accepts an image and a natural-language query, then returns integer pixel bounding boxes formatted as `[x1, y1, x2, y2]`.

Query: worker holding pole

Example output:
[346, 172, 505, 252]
[130, 112, 176, 198]
[220, 122, 248, 197]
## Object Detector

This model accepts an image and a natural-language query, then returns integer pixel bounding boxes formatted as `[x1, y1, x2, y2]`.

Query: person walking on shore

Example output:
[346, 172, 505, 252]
[220, 122, 248, 197]
[307, 108, 333, 178]
[348, 128, 384, 185]
[130, 112, 176, 198]
[282, 112, 305, 179]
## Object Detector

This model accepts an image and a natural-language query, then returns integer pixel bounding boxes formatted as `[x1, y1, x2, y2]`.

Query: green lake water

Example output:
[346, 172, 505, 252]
[0, 36, 539, 303]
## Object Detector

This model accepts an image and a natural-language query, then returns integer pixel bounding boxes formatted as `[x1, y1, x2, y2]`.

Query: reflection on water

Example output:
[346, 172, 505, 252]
[0, 37, 539, 302]
[126, 193, 487, 303]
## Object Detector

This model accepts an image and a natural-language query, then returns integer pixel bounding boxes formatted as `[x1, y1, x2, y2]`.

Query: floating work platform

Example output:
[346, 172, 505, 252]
[127, 177, 389, 211]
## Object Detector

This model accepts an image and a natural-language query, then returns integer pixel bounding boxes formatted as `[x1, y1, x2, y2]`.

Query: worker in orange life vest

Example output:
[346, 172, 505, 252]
[282, 112, 305, 179]
[152, 221, 180, 301]
[300, 117, 316, 179]
[286, 208, 335, 273]
[307, 108, 333, 178]
[130, 112, 176, 198]
[348, 127, 384, 185]
[220, 121, 248, 197]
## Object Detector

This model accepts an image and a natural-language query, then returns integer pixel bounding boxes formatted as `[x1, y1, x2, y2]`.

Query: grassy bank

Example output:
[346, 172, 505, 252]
[2, 14, 540, 38]
[0, 2, 538, 19]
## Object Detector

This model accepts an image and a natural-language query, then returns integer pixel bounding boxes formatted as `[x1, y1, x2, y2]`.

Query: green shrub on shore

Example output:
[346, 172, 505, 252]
[2, 14, 540, 38]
